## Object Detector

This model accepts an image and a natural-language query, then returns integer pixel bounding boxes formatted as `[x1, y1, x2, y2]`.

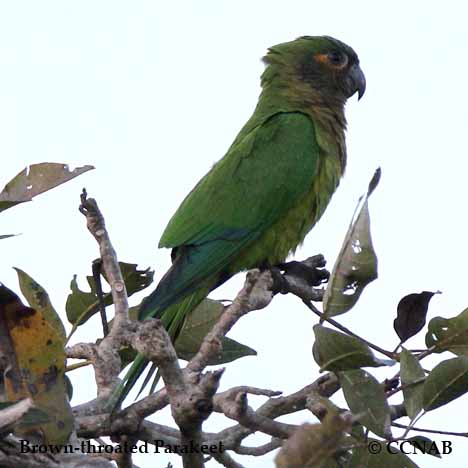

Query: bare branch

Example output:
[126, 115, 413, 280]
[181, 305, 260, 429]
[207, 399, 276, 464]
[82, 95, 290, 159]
[188, 269, 274, 374]
[0, 435, 115, 468]
[77, 189, 131, 398]
[111, 270, 276, 431]
[114, 435, 138, 468]
[211, 451, 246, 468]
[215, 391, 297, 438]
[0, 398, 34, 432]
[72, 194, 348, 465]
[129, 318, 225, 468]
[214, 386, 282, 403]
[79, 189, 129, 333]
[130, 319, 185, 397]
[234, 439, 282, 456]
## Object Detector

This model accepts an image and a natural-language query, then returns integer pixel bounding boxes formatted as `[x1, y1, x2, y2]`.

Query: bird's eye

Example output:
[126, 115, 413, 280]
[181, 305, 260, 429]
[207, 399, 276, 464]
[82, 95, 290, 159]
[313, 51, 348, 68]
[327, 50, 346, 66]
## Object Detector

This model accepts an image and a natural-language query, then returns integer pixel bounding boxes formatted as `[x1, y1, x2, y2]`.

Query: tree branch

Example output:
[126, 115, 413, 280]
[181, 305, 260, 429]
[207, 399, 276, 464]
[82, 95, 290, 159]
[187, 269, 274, 374]
[79, 189, 129, 334]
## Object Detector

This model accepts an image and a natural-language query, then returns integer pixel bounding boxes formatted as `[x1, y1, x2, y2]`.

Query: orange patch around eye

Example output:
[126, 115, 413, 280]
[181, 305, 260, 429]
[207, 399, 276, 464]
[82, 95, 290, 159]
[314, 53, 330, 64]
[313, 53, 347, 69]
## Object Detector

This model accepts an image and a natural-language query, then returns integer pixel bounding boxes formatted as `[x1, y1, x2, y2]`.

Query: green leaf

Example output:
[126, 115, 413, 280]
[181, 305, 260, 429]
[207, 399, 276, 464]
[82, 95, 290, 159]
[66, 262, 154, 333]
[175, 299, 256, 364]
[322, 169, 379, 319]
[400, 349, 425, 419]
[113, 299, 257, 368]
[0, 401, 50, 430]
[0, 163, 94, 213]
[312, 325, 387, 372]
[425, 307, 468, 355]
[14, 268, 66, 341]
[405, 436, 442, 458]
[17, 407, 50, 427]
[423, 356, 468, 411]
[350, 422, 366, 442]
[348, 439, 420, 467]
[340, 369, 392, 438]
[65, 275, 96, 327]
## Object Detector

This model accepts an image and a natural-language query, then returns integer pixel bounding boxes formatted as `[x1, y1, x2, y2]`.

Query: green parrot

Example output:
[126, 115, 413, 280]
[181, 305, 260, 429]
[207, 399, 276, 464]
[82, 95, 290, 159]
[113, 35, 365, 406]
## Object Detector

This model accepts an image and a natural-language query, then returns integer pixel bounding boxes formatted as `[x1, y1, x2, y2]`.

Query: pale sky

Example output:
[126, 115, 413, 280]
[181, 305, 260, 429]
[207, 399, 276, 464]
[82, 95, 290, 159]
[1, 1, 467, 467]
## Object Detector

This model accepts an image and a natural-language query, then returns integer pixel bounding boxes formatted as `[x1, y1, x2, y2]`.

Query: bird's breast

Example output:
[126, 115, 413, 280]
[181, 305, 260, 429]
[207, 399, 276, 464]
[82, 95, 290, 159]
[231, 147, 343, 271]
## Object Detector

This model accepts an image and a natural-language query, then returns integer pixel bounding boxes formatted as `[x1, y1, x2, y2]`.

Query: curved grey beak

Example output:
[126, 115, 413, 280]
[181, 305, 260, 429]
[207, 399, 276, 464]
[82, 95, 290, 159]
[346, 63, 366, 100]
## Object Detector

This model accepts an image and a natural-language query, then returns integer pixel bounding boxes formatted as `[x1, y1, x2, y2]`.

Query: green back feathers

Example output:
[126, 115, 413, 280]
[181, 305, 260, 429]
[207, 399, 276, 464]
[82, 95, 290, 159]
[159, 112, 319, 251]
[141, 111, 322, 321]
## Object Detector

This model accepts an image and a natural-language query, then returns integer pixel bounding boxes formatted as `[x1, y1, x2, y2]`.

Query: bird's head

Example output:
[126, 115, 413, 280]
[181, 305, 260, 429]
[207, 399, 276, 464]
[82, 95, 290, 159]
[263, 35, 365, 105]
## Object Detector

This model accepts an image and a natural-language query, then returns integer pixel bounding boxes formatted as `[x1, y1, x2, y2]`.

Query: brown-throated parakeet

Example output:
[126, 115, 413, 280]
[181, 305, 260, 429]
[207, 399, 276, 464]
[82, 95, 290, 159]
[113, 35, 365, 407]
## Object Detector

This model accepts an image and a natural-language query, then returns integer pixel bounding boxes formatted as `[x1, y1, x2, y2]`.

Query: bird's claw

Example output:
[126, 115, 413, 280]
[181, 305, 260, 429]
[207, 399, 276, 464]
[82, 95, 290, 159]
[269, 254, 330, 297]
[277, 254, 330, 287]
[270, 267, 289, 295]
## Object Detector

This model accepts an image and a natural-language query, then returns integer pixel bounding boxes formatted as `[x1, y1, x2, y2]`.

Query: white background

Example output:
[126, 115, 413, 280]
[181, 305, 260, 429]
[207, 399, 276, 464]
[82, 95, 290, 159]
[1, 1, 467, 467]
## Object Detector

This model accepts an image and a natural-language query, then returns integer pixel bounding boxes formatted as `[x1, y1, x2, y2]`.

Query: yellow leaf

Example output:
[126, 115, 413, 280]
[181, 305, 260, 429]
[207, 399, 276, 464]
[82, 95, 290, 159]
[0, 284, 73, 444]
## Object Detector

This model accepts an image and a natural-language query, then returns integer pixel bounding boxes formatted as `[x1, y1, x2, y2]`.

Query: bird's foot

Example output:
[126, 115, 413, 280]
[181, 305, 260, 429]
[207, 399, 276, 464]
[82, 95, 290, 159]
[270, 254, 330, 297]
[278, 254, 329, 286]
[269, 267, 289, 295]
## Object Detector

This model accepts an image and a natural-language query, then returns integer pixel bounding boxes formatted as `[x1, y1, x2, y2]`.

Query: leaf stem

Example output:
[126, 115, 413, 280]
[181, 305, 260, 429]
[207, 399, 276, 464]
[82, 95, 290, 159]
[392, 421, 468, 438]
[303, 300, 397, 360]
[66, 360, 92, 372]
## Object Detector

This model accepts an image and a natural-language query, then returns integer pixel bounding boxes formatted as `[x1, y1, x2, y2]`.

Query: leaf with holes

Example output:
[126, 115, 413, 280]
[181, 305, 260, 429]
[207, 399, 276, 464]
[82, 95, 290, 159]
[322, 169, 380, 318]
[394, 291, 440, 344]
[0, 284, 73, 444]
[0, 163, 93, 213]
[340, 368, 392, 438]
[423, 356, 468, 411]
[425, 307, 468, 356]
[312, 325, 387, 372]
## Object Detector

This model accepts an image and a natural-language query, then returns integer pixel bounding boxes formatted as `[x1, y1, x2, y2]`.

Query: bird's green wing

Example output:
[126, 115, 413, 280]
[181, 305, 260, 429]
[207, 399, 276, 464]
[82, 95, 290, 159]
[138, 112, 322, 317]
[160, 111, 320, 251]
[138, 111, 322, 324]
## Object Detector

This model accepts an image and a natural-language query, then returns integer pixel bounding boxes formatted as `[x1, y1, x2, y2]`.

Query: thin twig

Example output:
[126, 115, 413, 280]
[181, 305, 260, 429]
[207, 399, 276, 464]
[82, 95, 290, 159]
[92, 258, 110, 337]
[392, 422, 468, 438]
[234, 439, 282, 456]
[65, 360, 92, 372]
[303, 300, 397, 359]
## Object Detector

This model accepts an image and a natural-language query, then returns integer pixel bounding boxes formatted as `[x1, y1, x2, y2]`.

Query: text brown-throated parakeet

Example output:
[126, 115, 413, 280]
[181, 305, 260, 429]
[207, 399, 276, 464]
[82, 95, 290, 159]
[113, 35, 365, 406]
